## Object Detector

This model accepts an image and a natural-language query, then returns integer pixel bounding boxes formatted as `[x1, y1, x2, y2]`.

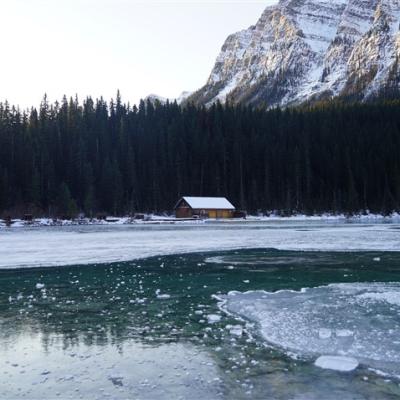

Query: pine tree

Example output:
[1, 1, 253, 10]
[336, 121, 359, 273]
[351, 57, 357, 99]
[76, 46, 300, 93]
[57, 182, 78, 219]
[0, 96, 399, 217]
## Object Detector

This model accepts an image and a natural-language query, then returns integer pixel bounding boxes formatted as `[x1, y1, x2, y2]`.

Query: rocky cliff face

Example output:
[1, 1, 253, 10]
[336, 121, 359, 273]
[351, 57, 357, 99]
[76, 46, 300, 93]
[189, 0, 400, 107]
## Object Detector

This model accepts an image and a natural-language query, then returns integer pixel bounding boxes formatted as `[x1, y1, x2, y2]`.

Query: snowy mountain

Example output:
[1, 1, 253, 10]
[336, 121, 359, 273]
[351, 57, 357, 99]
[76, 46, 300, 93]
[175, 91, 193, 104]
[189, 0, 400, 107]
[144, 94, 168, 105]
[144, 91, 193, 105]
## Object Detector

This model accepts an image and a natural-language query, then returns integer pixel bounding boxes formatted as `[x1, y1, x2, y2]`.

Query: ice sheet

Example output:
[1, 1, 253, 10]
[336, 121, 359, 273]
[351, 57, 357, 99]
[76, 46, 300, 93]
[217, 282, 400, 377]
[0, 222, 399, 269]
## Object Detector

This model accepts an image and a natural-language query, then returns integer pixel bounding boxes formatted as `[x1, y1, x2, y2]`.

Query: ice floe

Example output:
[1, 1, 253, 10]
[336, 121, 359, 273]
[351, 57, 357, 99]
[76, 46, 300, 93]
[207, 314, 222, 324]
[155, 289, 170, 299]
[315, 356, 359, 371]
[217, 282, 400, 377]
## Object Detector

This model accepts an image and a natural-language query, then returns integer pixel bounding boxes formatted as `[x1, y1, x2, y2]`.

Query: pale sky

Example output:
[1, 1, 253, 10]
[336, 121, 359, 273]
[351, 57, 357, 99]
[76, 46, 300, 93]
[0, 0, 277, 109]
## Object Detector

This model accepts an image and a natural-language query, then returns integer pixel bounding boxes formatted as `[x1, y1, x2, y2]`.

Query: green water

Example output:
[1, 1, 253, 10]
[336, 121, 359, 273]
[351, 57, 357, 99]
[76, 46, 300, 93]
[1, 249, 400, 399]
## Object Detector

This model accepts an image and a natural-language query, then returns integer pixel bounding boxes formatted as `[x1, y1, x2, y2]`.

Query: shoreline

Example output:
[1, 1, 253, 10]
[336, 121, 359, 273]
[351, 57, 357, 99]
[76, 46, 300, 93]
[1, 212, 400, 229]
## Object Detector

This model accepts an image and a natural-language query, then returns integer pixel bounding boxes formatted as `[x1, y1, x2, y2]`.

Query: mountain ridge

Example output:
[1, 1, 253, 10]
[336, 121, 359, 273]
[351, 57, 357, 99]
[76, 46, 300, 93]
[188, 0, 400, 108]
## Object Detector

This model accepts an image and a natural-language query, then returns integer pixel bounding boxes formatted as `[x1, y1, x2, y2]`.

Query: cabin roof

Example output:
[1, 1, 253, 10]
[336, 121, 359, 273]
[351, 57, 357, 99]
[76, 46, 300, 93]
[175, 196, 235, 210]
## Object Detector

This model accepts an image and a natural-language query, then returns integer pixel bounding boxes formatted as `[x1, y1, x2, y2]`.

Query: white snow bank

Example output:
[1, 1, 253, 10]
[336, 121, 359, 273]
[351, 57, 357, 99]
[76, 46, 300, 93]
[2, 212, 400, 230]
[246, 212, 400, 223]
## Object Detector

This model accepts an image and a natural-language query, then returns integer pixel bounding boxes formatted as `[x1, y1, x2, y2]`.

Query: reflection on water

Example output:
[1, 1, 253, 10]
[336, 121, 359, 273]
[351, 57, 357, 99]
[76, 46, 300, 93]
[1, 249, 400, 399]
[2, 335, 222, 399]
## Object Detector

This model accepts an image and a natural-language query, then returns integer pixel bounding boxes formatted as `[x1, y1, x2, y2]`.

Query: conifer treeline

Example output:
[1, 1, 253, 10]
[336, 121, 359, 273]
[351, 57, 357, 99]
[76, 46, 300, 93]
[0, 94, 399, 217]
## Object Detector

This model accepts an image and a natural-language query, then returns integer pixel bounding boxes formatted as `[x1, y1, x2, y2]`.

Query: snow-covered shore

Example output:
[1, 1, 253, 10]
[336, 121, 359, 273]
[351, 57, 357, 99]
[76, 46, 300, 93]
[0, 215, 198, 229]
[1, 212, 400, 229]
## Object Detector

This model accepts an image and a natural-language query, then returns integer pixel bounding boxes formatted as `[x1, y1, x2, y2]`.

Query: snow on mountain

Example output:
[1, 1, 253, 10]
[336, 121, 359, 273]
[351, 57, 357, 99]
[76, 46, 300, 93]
[175, 91, 193, 104]
[144, 94, 168, 105]
[189, 0, 400, 108]
[144, 91, 193, 105]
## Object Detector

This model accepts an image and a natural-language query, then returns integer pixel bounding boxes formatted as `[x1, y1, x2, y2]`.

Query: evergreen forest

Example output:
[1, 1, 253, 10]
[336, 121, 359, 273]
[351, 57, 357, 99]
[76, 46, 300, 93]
[0, 93, 399, 218]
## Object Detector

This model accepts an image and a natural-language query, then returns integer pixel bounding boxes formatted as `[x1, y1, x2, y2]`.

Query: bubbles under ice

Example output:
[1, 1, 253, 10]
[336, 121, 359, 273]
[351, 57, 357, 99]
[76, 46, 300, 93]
[217, 282, 400, 376]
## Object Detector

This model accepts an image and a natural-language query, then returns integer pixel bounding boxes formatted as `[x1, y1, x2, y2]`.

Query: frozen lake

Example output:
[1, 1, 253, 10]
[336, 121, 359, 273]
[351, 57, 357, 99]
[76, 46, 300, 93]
[0, 220, 399, 269]
[1, 222, 400, 399]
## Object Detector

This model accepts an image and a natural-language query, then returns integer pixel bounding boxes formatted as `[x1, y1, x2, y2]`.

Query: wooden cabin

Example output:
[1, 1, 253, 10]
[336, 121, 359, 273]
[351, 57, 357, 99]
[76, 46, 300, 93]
[174, 196, 235, 219]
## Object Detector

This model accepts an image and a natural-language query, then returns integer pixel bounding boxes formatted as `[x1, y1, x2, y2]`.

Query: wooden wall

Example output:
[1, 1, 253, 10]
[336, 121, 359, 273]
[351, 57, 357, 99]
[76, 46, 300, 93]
[175, 205, 234, 219]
